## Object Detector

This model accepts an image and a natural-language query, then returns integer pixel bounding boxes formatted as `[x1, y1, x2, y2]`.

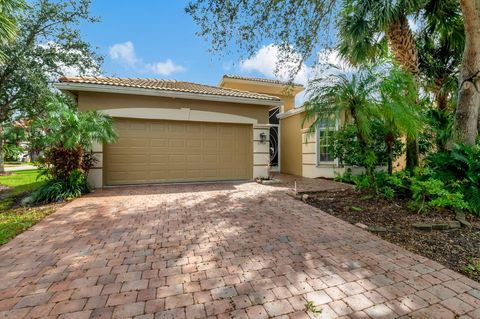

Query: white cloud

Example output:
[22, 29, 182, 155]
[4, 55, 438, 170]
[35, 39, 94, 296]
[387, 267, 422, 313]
[109, 41, 138, 67]
[240, 45, 352, 87]
[240, 44, 310, 85]
[239, 45, 353, 105]
[146, 59, 186, 76]
[108, 41, 186, 76]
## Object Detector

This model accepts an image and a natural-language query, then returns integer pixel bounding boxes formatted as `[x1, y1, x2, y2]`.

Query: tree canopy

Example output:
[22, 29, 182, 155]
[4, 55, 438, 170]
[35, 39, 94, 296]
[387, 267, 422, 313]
[0, 0, 101, 126]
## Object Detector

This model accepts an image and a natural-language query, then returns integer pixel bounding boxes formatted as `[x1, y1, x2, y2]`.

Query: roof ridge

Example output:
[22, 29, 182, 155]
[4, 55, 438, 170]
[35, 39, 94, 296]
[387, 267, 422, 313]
[57, 76, 281, 102]
[223, 74, 304, 87]
[176, 80, 279, 99]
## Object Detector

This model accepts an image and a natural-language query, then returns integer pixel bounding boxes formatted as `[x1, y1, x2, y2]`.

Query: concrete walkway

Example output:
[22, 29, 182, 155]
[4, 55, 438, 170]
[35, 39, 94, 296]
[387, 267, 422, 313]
[4, 164, 37, 172]
[0, 181, 478, 318]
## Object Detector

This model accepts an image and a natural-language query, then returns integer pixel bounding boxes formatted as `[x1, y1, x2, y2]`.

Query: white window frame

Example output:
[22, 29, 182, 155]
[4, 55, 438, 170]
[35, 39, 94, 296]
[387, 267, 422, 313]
[316, 117, 339, 165]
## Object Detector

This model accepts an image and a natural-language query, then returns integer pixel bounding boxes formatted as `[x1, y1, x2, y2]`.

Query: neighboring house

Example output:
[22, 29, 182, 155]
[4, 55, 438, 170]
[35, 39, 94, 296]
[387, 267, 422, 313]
[56, 75, 350, 188]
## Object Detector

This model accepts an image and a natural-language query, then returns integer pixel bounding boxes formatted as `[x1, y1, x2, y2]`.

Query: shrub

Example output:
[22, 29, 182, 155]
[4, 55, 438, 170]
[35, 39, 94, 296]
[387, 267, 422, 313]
[408, 169, 469, 212]
[29, 97, 117, 203]
[31, 170, 90, 203]
[330, 124, 403, 169]
[426, 144, 480, 215]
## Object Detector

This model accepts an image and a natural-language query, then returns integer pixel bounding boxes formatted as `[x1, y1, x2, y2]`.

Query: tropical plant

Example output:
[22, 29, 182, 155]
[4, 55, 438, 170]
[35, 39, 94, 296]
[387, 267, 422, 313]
[30, 97, 117, 203]
[2, 124, 25, 161]
[0, 0, 101, 173]
[304, 65, 380, 179]
[0, 0, 25, 60]
[337, 0, 425, 170]
[424, 108, 454, 152]
[329, 124, 403, 170]
[408, 169, 469, 212]
[378, 66, 422, 173]
[186, 0, 480, 147]
[417, 0, 464, 112]
[426, 143, 480, 214]
[31, 169, 90, 203]
[305, 63, 421, 178]
[337, 0, 422, 75]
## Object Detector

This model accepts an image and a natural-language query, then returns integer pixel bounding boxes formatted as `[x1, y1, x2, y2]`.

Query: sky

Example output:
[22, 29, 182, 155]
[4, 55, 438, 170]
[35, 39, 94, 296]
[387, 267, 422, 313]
[78, 0, 335, 91]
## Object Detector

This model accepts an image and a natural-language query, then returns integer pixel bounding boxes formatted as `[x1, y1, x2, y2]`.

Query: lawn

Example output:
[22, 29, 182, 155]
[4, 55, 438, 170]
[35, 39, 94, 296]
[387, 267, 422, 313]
[0, 169, 44, 210]
[0, 169, 55, 245]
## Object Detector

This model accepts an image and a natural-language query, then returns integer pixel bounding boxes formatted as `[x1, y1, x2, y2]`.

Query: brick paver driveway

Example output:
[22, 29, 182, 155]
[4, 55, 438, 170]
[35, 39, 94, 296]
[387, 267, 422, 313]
[0, 182, 479, 319]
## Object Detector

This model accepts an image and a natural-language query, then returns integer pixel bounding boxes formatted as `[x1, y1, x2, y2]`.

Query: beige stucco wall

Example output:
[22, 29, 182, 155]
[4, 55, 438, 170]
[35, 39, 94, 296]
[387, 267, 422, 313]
[75, 91, 272, 187]
[280, 113, 303, 176]
[77, 92, 270, 124]
[219, 80, 301, 112]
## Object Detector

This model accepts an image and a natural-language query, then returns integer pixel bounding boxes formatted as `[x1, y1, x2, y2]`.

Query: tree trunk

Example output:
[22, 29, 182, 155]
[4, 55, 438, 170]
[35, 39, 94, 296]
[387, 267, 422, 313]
[0, 125, 4, 174]
[436, 90, 448, 111]
[405, 137, 419, 170]
[386, 15, 421, 168]
[455, 0, 480, 145]
[386, 15, 420, 76]
[386, 133, 395, 175]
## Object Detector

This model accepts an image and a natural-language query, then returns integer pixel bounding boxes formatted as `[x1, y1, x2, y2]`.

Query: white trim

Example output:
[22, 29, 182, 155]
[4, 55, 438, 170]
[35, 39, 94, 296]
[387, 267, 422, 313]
[277, 106, 305, 119]
[55, 82, 282, 107]
[100, 108, 258, 124]
[219, 77, 305, 92]
[315, 118, 339, 166]
[87, 168, 103, 188]
[253, 124, 275, 129]
[275, 123, 281, 171]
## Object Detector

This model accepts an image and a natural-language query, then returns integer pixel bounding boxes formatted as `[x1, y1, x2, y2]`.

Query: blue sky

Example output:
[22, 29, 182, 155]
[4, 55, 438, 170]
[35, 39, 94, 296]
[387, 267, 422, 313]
[78, 0, 337, 89]
[78, 1, 271, 86]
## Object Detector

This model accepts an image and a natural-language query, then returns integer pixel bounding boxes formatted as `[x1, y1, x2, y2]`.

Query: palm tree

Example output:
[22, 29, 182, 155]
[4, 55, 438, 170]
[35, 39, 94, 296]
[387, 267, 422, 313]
[417, 0, 464, 108]
[304, 63, 422, 177]
[337, 0, 423, 74]
[379, 66, 422, 173]
[338, 0, 425, 170]
[0, 0, 25, 61]
[304, 66, 381, 178]
[31, 96, 117, 180]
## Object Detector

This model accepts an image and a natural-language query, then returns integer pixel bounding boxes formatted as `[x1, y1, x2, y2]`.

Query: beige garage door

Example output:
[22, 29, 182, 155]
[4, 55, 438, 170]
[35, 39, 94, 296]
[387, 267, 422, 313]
[104, 118, 253, 185]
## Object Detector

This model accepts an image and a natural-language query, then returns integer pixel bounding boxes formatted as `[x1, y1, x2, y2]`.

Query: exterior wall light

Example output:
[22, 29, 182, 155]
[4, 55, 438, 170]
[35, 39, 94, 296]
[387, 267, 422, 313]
[259, 132, 267, 144]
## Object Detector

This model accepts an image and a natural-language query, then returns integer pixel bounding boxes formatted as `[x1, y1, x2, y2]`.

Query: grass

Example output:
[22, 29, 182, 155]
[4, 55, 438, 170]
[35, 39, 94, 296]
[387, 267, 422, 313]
[0, 207, 55, 245]
[0, 169, 45, 210]
[464, 258, 480, 274]
[305, 300, 322, 316]
[0, 169, 54, 245]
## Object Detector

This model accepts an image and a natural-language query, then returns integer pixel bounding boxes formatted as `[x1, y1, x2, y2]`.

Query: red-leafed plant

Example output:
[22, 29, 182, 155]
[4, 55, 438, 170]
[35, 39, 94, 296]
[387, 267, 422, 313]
[30, 97, 117, 203]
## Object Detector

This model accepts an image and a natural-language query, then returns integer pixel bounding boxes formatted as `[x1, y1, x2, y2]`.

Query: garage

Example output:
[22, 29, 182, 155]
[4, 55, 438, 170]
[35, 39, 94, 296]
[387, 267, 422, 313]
[56, 76, 281, 187]
[104, 118, 253, 185]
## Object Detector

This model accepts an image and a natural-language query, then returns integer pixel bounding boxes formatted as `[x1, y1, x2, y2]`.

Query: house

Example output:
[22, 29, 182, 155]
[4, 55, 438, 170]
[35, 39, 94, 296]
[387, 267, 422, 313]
[56, 75, 352, 188]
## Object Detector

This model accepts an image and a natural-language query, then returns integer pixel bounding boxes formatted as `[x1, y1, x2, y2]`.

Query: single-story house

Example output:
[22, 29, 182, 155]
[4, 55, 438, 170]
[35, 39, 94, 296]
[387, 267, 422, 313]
[56, 75, 354, 187]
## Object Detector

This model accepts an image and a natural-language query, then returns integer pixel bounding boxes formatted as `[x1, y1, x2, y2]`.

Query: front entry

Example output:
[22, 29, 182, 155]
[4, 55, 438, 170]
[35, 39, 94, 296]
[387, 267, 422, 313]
[269, 107, 280, 171]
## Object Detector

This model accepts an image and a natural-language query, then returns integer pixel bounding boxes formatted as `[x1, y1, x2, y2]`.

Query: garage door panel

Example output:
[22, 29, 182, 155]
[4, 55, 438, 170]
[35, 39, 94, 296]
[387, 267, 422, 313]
[150, 155, 169, 163]
[150, 139, 169, 147]
[112, 138, 150, 147]
[186, 139, 202, 148]
[150, 122, 167, 132]
[108, 147, 151, 155]
[105, 118, 252, 185]
[108, 154, 149, 163]
[108, 164, 148, 172]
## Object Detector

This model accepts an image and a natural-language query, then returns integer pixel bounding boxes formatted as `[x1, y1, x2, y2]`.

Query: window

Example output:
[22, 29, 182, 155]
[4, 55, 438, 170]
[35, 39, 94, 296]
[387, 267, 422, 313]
[316, 118, 336, 163]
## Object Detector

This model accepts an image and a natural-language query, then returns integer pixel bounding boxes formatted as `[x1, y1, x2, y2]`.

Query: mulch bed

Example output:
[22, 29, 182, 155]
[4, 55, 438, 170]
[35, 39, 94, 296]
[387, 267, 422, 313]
[304, 189, 480, 282]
